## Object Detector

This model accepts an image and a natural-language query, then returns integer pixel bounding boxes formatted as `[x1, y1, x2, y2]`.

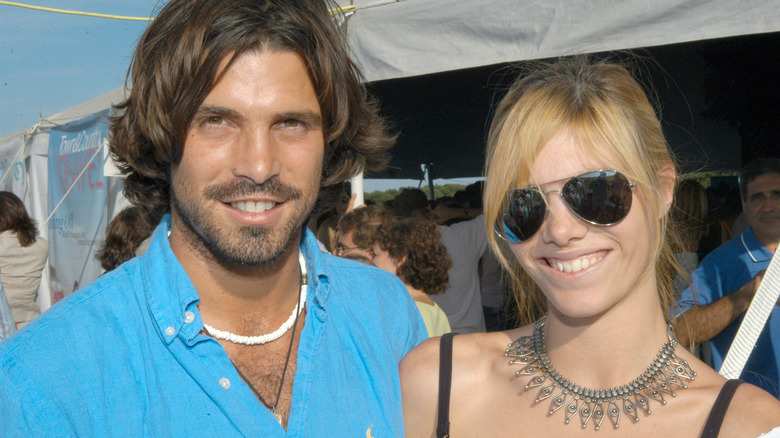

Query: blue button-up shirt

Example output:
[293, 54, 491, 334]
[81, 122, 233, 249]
[678, 227, 778, 397]
[0, 215, 427, 436]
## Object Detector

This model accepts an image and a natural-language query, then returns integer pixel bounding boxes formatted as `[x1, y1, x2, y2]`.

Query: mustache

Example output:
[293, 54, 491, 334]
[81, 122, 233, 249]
[204, 178, 302, 201]
[758, 211, 780, 221]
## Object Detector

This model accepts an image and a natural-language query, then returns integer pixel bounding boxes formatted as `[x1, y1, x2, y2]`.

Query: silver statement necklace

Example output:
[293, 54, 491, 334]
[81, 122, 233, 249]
[203, 250, 307, 345]
[504, 315, 696, 431]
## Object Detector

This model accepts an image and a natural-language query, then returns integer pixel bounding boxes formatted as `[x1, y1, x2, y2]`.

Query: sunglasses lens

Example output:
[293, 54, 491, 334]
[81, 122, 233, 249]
[498, 188, 546, 242]
[561, 170, 633, 225]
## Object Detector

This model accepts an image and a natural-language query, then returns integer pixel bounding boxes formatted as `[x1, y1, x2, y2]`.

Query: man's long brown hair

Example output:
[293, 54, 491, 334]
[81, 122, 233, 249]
[109, 0, 394, 221]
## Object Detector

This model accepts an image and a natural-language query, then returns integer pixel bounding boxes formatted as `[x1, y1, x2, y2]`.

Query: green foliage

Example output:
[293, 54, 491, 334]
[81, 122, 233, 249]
[682, 170, 739, 189]
[364, 184, 468, 205]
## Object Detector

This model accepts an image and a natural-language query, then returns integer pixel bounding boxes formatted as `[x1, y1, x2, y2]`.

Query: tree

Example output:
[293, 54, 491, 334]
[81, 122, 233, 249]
[364, 184, 468, 205]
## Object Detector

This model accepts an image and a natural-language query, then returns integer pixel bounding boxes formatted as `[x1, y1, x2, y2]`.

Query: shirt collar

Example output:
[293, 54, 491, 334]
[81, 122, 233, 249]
[140, 216, 333, 343]
[141, 214, 201, 344]
[300, 227, 331, 322]
[741, 226, 774, 263]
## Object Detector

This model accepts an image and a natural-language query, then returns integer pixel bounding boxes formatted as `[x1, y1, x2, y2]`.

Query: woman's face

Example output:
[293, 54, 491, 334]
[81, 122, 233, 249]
[508, 128, 659, 321]
[371, 242, 400, 276]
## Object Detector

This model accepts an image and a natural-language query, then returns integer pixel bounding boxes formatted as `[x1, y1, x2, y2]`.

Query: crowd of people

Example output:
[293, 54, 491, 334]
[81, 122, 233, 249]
[0, 0, 779, 436]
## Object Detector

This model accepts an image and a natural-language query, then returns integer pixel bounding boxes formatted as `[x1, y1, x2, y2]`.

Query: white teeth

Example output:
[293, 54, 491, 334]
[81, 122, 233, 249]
[552, 255, 602, 273]
[231, 200, 276, 213]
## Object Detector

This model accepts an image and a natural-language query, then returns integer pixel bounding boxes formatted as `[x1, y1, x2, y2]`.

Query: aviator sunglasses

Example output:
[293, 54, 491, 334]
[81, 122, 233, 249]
[495, 170, 636, 243]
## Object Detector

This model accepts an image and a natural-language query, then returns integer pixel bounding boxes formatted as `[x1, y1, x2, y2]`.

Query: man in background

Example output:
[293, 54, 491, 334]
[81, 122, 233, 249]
[676, 157, 780, 397]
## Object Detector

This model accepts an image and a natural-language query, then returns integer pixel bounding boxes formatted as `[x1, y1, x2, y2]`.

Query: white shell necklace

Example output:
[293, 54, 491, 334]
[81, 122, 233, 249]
[203, 250, 307, 345]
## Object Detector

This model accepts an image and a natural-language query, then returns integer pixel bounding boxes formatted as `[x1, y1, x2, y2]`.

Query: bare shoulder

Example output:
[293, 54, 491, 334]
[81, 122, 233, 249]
[674, 350, 780, 437]
[720, 382, 780, 437]
[400, 331, 513, 394]
[400, 329, 523, 381]
[400, 336, 447, 438]
[400, 331, 522, 437]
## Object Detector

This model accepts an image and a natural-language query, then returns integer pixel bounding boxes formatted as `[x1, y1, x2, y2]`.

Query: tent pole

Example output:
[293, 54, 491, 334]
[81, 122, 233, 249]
[351, 171, 364, 206]
[426, 162, 435, 203]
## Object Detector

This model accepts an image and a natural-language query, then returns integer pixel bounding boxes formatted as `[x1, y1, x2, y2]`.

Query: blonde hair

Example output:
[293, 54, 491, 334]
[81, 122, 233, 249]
[483, 56, 681, 325]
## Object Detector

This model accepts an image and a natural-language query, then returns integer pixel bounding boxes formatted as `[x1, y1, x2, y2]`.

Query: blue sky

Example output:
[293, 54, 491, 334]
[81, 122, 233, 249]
[0, 1, 159, 137]
[0, 0, 480, 192]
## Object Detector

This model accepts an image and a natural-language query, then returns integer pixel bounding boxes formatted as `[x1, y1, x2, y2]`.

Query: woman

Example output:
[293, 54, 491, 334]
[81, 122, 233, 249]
[373, 216, 452, 337]
[400, 58, 780, 437]
[96, 205, 158, 272]
[0, 191, 48, 328]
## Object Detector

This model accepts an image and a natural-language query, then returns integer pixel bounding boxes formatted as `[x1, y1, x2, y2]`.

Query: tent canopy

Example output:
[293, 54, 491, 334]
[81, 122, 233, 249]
[344, 0, 780, 82]
[341, 0, 780, 179]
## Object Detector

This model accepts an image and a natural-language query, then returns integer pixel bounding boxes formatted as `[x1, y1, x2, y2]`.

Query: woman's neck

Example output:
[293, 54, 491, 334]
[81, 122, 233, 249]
[543, 301, 671, 390]
[406, 285, 435, 305]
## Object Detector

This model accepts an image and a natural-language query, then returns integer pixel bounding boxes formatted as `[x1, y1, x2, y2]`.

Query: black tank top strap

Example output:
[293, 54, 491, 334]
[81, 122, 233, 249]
[436, 332, 457, 438]
[700, 379, 743, 438]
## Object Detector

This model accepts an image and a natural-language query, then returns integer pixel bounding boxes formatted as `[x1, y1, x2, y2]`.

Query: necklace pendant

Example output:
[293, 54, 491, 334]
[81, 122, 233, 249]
[607, 400, 621, 428]
[548, 391, 567, 414]
[622, 397, 639, 422]
[665, 372, 688, 390]
[635, 392, 651, 414]
[645, 383, 666, 406]
[272, 408, 283, 426]
[515, 363, 538, 375]
[578, 400, 594, 428]
[564, 398, 579, 424]
[592, 401, 606, 430]
[535, 384, 555, 403]
[525, 374, 546, 390]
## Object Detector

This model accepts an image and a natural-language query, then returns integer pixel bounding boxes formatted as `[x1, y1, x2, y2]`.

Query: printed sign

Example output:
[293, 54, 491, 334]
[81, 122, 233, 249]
[47, 110, 109, 303]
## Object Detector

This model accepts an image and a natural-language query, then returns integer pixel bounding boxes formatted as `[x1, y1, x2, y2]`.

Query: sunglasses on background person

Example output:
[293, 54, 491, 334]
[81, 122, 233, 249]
[495, 170, 637, 243]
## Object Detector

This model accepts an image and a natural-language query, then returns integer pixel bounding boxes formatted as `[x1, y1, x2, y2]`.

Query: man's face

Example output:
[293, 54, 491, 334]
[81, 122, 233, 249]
[742, 172, 780, 247]
[333, 229, 373, 259]
[169, 49, 324, 266]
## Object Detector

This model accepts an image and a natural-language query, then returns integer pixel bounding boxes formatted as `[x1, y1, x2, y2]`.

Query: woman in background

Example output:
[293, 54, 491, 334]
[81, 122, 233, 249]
[671, 179, 709, 300]
[400, 57, 780, 437]
[373, 216, 452, 337]
[96, 205, 157, 272]
[0, 191, 48, 328]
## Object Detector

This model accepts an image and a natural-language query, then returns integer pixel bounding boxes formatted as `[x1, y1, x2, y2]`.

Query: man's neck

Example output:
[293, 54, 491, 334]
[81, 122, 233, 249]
[752, 229, 779, 254]
[171, 230, 305, 333]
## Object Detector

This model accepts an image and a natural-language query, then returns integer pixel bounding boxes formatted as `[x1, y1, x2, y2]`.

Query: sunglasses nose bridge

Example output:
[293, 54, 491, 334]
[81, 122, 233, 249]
[538, 190, 589, 242]
[542, 189, 578, 217]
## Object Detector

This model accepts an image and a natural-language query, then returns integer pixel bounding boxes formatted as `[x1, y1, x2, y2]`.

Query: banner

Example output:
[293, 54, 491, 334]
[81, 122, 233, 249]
[47, 110, 109, 304]
[0, 135, 29, 198]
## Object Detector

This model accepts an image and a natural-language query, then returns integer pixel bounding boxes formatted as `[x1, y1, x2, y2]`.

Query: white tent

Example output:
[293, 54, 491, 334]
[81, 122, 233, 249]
[1, 0, 779, 312]
[344, 0, 780, 82]
[0, 88, 129, 312]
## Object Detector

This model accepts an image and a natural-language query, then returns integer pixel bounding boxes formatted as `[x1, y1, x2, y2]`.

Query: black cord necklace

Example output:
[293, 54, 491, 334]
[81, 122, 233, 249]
[204, 271, 304, 426]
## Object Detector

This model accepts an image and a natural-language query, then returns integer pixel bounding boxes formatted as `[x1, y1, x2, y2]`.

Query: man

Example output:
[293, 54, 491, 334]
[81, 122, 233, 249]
[676, 157, 780, 397]
[333, 204, 384, 260]
[0, 1, 426, 436]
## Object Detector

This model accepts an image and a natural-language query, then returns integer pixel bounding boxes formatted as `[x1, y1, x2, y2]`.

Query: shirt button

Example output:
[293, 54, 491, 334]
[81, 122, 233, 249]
[184, 311, 195, 324]
[165, 326, 175, 336]
[219, 378, 231, 389]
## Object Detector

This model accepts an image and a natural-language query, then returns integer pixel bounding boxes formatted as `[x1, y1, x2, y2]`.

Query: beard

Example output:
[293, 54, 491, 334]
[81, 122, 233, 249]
[171, 177, 317, 267]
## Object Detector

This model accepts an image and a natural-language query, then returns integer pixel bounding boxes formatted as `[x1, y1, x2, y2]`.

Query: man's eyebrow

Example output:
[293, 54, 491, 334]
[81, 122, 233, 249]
[194, 106, 242, 119]
[279, 111, 322, 126]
